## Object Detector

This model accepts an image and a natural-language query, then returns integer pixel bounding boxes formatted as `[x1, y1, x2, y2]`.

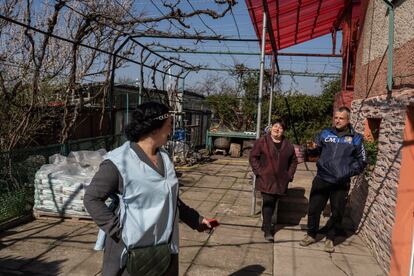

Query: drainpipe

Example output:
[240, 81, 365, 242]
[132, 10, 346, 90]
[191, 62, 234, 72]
[138, 62, 143, 105]
[125, 93, 129, 125]
[256, 11, 267, 141]
[267, 54, 275, 127]
[178, 71, 190, 128]
[178, 77, 184, 128]
[382, 0, 394, 93]
[251, 10, 267, 216]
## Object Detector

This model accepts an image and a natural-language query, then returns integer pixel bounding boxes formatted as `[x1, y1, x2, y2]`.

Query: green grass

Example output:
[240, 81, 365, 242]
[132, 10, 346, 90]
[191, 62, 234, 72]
[0, 188, 33, 223]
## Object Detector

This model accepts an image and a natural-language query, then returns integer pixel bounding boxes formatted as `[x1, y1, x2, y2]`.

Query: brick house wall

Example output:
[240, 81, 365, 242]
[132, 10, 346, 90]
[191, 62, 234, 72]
[333, 90, 354, 110]
[345, 0, 414, 273]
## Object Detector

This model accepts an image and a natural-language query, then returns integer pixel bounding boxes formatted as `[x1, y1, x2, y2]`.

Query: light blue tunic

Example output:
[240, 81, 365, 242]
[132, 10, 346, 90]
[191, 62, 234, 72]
[95, 142, 179, 267]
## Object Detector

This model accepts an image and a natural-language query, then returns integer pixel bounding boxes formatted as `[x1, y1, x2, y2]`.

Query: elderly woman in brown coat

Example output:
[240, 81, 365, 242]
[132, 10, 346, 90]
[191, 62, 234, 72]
[249, 119, 298, 242]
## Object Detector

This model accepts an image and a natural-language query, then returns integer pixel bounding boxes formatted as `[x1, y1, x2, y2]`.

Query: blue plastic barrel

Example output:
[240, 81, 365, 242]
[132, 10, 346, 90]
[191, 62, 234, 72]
[174, 129, 185, 141]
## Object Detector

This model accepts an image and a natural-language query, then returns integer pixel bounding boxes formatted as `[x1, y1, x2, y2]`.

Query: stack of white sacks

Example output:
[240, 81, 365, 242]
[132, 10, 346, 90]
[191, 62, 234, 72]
[34, 149, 107, 217]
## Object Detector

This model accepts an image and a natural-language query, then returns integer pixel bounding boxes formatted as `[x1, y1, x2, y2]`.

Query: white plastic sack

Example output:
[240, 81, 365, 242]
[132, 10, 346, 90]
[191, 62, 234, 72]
[34, 148, 107, 217]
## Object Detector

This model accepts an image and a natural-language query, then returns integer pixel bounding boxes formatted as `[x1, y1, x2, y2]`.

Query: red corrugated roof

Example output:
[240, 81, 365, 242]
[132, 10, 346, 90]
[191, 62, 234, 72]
[246, 0, 349, 51]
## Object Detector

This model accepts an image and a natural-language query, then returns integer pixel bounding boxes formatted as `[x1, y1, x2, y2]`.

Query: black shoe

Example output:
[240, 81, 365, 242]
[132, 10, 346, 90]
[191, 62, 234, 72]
[264, 230, 274, 242]
[270, 223, 277, 235]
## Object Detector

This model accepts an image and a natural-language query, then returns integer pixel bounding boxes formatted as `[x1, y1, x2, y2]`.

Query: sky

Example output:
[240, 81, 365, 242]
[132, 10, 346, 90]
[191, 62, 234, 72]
[115, 0, 343, 95]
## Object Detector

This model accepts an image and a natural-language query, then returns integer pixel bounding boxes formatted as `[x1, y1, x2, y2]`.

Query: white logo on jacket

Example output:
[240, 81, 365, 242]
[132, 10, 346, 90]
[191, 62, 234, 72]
[324, 136, 339, 143]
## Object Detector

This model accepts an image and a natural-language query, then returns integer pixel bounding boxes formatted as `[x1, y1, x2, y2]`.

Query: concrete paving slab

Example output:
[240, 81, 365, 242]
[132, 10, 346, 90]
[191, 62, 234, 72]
[66, 251, 102, 276]
[234, 196, 255, 207]
[201, 192, 227, 203]
[59, 224, 99, 250]
[273, 225, 376, 255]
[194, 176, 225, 187]
[179, 262, 192, 276]
[179, 190, 211, 201]
[207, 224, 266, 246]
[215, 180, 238, 189]
[334, 235, 379, 256]
[0, 238, 101, 276]
[213, 204, 252, 216]
[178, 173, 204, 185]
[274, 248, 385, 276]
[275, 252, 349, 276]
[193, 165, 223, 175]
[185, 263, 272, 276]
[273, 226, 386, 276]
[192, 245, 273, 273]
[216, 171, 247, 178]
[231, 185, 252, 192]
[179, 224, 210, 244]
[181, 186, 222, 194]
[220, 191, 243, 204]
[0, 241, 54, 271]
[24, 246, 99, 275]
[218, 168, 249, 174]
[179, 239, 205, 261]
[0, 220, 81, 244]
[331, 253, 386, 276]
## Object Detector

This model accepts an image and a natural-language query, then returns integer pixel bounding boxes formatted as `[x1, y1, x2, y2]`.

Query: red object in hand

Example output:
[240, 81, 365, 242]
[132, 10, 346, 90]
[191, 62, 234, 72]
[207, 218, 219, 228]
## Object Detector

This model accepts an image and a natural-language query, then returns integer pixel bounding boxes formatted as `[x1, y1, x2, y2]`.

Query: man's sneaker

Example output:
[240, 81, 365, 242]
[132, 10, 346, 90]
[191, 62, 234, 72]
[299, 234, 316, 246]
[324, 239, 335, 253]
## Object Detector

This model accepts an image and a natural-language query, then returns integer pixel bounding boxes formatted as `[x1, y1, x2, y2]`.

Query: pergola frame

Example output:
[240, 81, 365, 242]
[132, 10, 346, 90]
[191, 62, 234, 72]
[116, 29, 342, 217]
[111, 9, 343, 214]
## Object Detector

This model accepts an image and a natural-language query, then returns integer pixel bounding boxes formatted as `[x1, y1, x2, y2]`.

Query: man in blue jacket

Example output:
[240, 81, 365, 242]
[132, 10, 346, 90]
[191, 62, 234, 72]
[300, 106, 367, 253]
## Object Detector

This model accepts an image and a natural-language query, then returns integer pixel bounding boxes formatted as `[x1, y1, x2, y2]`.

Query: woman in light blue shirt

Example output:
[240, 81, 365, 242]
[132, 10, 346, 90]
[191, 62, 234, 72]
[84, 101, 214, 276]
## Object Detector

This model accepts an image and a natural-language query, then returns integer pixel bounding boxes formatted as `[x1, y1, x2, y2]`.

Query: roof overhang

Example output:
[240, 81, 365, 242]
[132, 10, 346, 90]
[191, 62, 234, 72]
[246, 0, 359, 52]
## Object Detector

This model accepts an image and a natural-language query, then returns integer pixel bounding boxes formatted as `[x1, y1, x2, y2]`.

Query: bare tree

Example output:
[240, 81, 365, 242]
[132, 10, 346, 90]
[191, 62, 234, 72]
[191, 73, 236, 96]
[0, 0, 236, 150]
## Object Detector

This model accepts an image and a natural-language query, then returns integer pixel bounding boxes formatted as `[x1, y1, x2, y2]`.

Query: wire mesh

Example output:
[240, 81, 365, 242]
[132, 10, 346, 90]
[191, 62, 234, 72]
[0, 134, 125, 223]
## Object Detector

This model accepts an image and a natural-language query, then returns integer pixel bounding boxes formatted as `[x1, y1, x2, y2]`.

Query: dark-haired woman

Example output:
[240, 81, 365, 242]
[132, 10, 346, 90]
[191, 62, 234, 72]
[84, 101, 214, 276]
[249, 120, 298, 242]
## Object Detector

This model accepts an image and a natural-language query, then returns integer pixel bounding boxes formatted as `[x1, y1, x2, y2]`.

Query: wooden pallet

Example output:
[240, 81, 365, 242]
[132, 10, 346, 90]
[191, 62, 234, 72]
[33, 210, 93, 223]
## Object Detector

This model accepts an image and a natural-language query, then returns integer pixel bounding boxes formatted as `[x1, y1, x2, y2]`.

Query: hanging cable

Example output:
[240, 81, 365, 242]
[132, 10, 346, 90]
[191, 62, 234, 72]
[230, 7, 241, 39]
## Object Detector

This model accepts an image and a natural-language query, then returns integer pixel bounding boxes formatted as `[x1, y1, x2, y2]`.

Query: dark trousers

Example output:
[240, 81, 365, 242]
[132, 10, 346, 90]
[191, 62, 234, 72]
[307, 176, 349, 241]
[117, 254, 178, 276]
[261, 192, 279, 231]
[164, 254, 179, 276]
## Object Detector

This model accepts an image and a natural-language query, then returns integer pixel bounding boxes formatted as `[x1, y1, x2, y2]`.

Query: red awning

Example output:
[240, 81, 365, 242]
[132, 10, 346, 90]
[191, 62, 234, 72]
[246, 0, 350, 51]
